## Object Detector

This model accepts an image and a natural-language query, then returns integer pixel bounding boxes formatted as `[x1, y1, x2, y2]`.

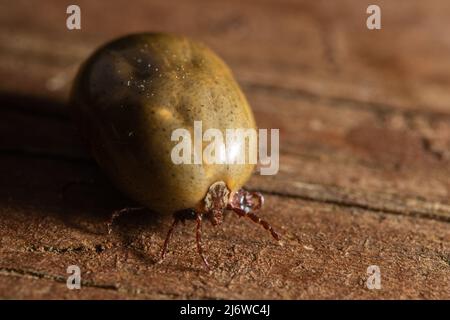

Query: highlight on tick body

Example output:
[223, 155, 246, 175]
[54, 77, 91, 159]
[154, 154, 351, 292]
[170, 121, 279, 175]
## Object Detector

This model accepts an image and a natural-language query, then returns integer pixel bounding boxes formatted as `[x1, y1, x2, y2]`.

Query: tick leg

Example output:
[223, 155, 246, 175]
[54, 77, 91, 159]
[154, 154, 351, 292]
[107, 207, 145, 234]
[159, 218, 179, 262]
[231, 206, 281, 241]
[196, 214, 210, 270]
[159, 209, 196, 263]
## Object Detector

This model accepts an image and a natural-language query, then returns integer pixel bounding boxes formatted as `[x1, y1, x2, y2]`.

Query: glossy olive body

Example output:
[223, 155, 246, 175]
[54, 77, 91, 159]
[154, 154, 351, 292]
[71, 33, 256, 214]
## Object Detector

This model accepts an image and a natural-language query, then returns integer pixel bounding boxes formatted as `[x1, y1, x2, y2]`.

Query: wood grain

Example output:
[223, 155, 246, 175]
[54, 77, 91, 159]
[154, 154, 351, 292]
[0, 0, 449, 299]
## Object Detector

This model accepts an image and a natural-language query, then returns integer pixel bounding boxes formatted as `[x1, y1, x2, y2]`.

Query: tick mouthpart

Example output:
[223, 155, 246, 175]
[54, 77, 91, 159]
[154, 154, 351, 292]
[210, 209, 224, 226]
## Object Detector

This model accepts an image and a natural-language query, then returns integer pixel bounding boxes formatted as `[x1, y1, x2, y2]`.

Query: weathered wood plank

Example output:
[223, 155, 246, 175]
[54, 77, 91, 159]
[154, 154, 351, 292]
[0, 0, 449, 299]
[2, 0, 450, 114]
[1, 187, 449, 299]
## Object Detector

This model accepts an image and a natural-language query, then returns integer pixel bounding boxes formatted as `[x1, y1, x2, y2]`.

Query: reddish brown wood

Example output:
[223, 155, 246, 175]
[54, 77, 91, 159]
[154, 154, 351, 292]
[0, 0, 449, 299]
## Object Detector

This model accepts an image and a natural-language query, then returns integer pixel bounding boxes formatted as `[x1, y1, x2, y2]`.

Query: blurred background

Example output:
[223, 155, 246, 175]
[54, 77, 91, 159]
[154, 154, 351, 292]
[0, 0, 449, 299]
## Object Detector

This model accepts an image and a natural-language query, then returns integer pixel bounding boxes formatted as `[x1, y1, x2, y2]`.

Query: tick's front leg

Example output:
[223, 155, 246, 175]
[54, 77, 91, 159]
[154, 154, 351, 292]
[228, 189, 281, 241]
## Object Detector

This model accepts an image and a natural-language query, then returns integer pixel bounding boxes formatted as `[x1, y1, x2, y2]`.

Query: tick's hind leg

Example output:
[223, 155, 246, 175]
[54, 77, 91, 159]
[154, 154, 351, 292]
[159, 218, 179, 262]
[195, 214, 210, 269]
[59, 179, 146, 235]
[107, 207, 146, 235]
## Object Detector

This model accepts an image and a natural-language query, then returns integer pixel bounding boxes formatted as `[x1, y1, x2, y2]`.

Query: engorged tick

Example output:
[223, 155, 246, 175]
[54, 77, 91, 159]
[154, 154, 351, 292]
[70, 32, 281, 269]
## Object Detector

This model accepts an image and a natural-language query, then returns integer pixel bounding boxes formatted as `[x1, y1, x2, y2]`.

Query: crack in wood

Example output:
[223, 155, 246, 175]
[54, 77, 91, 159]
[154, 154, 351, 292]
[242, 82, 450, 122]
[250, 181, 450, 224]
[25, 243, 106, 254]
[1, 146, 450, 224]
[0, 266, 196, 299]
[0, 267, 119, 291]
[1, 146, 449, 224]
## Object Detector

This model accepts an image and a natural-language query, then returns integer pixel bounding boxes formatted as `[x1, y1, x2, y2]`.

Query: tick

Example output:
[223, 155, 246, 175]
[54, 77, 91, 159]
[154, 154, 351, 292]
[70, 33, 280, 269]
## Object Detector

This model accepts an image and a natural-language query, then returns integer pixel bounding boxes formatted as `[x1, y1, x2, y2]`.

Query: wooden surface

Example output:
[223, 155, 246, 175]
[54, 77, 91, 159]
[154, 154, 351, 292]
[0, 0, 449, 299]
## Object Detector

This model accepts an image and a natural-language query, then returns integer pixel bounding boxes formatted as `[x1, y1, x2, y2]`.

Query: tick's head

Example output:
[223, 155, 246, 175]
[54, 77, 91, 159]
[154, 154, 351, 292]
[203, 181, 230, 225]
